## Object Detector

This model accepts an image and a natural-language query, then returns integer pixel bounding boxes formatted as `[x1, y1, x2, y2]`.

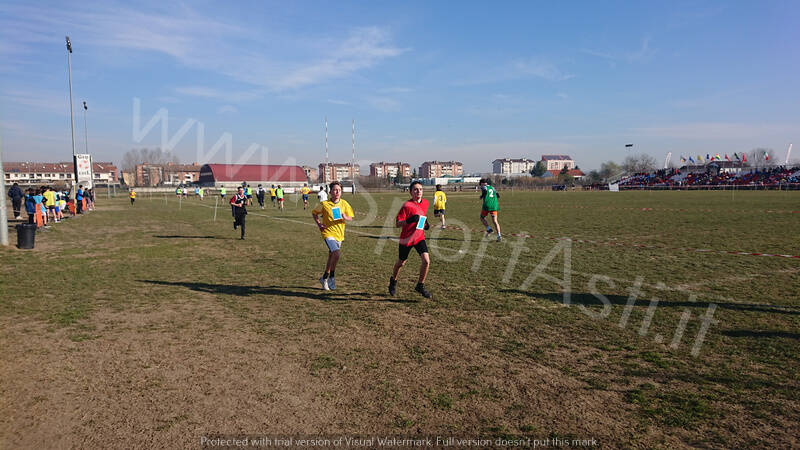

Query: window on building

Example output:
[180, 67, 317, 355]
[36, 173, 43, 177]
[4, 173, 9, 179]
[60, 174, 65, 178]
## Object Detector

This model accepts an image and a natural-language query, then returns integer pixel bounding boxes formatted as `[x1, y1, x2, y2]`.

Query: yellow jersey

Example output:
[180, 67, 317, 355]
[434, 191, 447, 210]
[301, 187, 311, 195]
[269, 188, 276, 196]
[43, 190, 56, 206]
[312, 199, 354, 242]
[130, 191, 136, 199]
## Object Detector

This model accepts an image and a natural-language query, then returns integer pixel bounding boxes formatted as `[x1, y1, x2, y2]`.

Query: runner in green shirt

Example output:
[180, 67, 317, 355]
[479, 178, 502, 241]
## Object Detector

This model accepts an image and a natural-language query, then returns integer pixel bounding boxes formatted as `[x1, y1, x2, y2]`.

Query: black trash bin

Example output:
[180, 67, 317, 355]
[16, 223, 36, 249]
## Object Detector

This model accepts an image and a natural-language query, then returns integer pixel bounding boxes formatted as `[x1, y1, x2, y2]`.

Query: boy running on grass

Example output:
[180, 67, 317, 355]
[276, 185, 285, 211]
[311, 181, 354, 291]
[479, 178, 502, 241]
[230, 186, 248, 240]
[270, 185, 277, 207]
[433, 184, 447, 229]
[300, 183, 311, 210]
[129, 189, 136, 205]
[389, 181, 432, 299]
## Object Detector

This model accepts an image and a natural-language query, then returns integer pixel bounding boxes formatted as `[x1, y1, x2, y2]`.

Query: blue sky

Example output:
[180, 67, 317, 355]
[1, 0, 798, 172]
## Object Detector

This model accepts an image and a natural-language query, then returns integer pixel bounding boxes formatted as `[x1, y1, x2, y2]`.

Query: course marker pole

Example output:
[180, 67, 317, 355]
[214, 196, 218, 222]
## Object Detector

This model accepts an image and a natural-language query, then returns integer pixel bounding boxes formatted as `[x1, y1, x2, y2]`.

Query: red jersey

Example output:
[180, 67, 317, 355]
[396, 198, 429, 246]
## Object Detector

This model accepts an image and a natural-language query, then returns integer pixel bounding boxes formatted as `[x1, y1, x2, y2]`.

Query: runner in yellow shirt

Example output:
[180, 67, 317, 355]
[269, 185, 277, 207]
[300, 183, 311, 210]
[433, 184, 447, 229]
[129, 189, 137, 206]
[311, 181, 354, 291]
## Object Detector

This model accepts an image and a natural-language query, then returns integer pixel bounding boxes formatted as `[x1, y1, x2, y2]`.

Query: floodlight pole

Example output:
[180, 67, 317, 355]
[83, 101, 89, 154]
[0, 140, 8, 246]
[66, 36, 77, 198]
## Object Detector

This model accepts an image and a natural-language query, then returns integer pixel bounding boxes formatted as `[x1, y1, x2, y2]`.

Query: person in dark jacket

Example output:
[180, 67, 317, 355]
[7, 183, 23, 220]
[24, 188, 36, 224]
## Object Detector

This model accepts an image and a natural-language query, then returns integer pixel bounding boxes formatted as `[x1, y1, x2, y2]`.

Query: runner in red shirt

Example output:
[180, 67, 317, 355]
[389, 181, 432, 298]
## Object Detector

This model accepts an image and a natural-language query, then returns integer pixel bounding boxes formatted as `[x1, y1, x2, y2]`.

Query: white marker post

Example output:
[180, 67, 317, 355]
[213, 196, 218, 222]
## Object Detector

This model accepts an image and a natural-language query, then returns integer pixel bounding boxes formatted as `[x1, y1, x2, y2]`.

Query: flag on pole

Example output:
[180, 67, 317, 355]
[706, 153, 711, 161]
[725, 154, 730, 161]
[715, 153, 722, 161]
[688, 156, 695, 163]
[734, 153, 740, 160]
[764, 151, 770, 161]
[680, 155, 686, 163]
[697, 154, 703, 163]
[742, 153, 748, 162]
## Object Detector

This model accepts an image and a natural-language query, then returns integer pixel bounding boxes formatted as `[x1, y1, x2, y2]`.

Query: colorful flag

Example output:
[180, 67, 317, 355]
[715, 153, 722, 161]
[764, 151, 770, 161]
[725, 154, 730, 161]
[706, 153, 711, 161]
[688, 156, 695, 163]
[697, 154, 703, 162]
[742, 153, 748, 162]
[734, 153, 740, 160]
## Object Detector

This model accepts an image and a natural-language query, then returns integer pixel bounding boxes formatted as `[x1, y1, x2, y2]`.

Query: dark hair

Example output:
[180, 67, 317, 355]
[329, 181, 342, 191]
[435, 184, 442, 190]
[409, 181, 422, 190]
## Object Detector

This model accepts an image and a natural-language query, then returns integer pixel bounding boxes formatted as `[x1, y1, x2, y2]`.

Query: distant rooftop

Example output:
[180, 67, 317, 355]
[541, 155, 573, 160]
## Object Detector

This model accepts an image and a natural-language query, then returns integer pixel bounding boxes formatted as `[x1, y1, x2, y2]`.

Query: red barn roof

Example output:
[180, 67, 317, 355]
[547, 169, 585, 178]
[199, 164, 307, 183]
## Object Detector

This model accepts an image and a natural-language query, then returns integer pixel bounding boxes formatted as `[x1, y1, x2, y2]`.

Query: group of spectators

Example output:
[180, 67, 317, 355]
[618, 166, 800, 188]
[6, 183, 95, 228]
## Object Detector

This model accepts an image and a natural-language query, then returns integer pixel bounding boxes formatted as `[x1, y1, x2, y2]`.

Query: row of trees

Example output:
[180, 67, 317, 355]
[121, 148, 180, 173]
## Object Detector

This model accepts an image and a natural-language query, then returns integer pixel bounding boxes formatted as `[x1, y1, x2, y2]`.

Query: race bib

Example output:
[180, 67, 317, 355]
[416, 215, 427, 230]
[331, 206, 342, 220]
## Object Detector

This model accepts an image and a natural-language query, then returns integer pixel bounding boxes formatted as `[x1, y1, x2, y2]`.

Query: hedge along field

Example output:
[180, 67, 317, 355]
[1, 189, 798, 448]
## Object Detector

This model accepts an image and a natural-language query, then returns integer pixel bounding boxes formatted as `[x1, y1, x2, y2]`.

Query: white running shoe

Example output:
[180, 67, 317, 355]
[328, 277, 336, 290]
[320, 277, 330, 291]
[496, 234, 502, 242]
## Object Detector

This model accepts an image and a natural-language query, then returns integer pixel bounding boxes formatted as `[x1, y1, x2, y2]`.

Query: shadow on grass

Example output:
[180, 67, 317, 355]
[501, 290, 800, 316]
[721, 330, 800, 339]
[138, 280, 415, 303]
[153, 235, 218, 239]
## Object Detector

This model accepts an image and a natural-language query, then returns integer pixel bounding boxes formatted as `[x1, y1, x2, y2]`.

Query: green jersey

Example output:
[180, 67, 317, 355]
[482, 185, 499, 211]
[220, 187, 226, 195]
[246, 187, 252, 195]
[275, 188, 284, 199]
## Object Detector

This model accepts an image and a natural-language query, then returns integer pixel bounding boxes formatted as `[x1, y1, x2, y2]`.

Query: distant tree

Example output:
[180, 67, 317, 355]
[599, 161, 622, 182]
[560, 165, 569, 175]
[530, 161, 547, 177]
[622, 154, 657, 174]
[584, 170, 602, 184]
[412, 169, 418, 178]
[121, 148, 179, 172]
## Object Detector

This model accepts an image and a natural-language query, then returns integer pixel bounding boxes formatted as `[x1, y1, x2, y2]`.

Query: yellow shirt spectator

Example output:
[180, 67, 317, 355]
[43, 190, 56, 207]
[434, 190, 447, 210]
[312, 199, 354, 242]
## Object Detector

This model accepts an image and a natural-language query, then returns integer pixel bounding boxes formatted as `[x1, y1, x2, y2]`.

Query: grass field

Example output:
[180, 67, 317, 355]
[1, 189, 798, 448]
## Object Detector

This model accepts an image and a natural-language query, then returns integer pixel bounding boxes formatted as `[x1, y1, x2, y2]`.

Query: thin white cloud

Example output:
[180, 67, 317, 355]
[582, 35, 656, 64]
[0, 4, 405, 92]
[217, 105, 238, 115]
[454, 58, 573, 86]
[327, 99, 351, 105]
[630, 122, 797, 140]
[175, 86, 262, 103]
[366, 96, 400, 111]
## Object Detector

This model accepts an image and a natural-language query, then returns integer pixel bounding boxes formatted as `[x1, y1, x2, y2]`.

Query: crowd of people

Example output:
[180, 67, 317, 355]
[6, 183, 95, 229]
[618, 166, 800, 188]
